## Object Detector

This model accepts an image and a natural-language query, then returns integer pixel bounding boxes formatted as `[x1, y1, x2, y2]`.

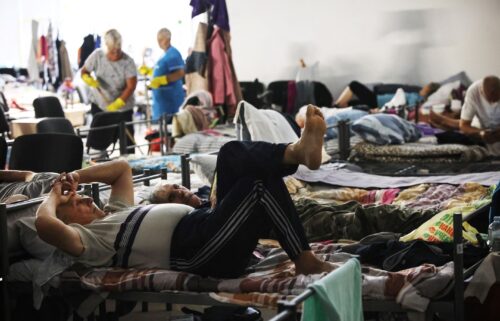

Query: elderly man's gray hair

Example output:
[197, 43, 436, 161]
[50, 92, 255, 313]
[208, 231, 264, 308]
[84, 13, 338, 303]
[104, 29, 122, 50]
[157, 28, 172, 40]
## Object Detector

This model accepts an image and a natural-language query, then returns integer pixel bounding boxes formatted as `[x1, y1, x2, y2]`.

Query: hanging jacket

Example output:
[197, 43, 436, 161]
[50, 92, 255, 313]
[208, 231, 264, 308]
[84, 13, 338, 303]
[208, 27, 236, 107]
[78, 34, 96, 68]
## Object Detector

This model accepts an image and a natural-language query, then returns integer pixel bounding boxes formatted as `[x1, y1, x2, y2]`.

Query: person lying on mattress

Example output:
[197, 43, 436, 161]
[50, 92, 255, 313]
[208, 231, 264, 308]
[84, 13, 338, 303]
[35, 105, 334, 278]
[0, 160, 131, 205]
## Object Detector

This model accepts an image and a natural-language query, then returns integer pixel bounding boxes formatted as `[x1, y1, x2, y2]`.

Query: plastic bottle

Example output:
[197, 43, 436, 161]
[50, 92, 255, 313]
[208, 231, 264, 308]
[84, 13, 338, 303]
[488, 216, 500, 251]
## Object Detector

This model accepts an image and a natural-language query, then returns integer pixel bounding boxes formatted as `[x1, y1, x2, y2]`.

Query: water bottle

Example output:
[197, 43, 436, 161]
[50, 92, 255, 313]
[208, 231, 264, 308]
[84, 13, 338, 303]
[488, 216, 500, 251]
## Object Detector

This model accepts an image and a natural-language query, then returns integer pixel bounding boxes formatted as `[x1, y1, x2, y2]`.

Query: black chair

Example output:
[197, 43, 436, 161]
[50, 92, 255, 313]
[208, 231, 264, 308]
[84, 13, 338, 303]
[0, 136, 7, 169]
[265, 80, 334, 113]
[0, 106, 10, 137]
[9, 133, 83, 173]
[239, 79, 265, 108]
[0, 91, 8, 112]
[33, 97, 65, 118]
[0, 68, 16, 77]
[265, 81, 290, 110]
[84, 111, 124, 158]
[313, 81, 333, 107]
[36, 118, 75, 135]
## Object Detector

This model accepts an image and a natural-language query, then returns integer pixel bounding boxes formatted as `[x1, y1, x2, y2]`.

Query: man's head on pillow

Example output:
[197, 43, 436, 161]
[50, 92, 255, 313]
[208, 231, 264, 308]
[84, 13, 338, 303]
[150, 183, 202, 208]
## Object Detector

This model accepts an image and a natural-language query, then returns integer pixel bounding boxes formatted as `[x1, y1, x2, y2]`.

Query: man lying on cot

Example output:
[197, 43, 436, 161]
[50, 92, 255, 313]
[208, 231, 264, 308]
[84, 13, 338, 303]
[33, 105, 334, 278]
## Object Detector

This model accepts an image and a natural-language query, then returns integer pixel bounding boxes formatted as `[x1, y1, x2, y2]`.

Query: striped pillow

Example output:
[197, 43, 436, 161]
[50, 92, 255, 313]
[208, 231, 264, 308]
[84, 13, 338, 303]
[352, 114, 421, 145]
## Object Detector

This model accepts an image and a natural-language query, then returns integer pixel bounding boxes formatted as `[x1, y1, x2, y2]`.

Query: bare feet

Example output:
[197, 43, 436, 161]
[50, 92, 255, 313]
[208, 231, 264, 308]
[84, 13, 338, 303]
[294, 250, 335, 275]
[286, 105, 326, 170]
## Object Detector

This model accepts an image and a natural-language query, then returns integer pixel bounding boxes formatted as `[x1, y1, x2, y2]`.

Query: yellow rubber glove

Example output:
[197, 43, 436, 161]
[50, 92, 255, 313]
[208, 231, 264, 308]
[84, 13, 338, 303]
[82, 73, 100, 88]
[138, 65, 153, 76]
[106, 98, 126, 112]
[149, 75, 168, 89]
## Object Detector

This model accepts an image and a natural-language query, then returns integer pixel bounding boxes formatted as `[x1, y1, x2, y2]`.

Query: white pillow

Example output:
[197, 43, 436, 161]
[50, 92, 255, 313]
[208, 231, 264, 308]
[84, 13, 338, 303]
[234, 100, 299, 143]
[190, 154, 218, 186]
[234, 101, 331, 163]
[422, 80, 461, 108]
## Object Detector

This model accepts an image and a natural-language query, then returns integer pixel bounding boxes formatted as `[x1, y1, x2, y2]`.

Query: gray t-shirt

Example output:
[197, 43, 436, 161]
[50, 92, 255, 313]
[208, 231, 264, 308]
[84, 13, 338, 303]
[461, 79, 500, 156]
[0, 172, 58, 203]
[70, 203, 192, 269]
[84, 49, 137, 111]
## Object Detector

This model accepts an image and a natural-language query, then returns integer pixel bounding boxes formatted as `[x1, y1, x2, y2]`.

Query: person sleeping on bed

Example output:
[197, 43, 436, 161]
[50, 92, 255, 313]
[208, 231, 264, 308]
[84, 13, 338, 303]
[35, 105, 335, 278]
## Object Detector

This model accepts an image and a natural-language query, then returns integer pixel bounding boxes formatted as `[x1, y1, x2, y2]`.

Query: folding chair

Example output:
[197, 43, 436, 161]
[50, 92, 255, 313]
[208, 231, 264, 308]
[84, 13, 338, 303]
[33, 97, 65, 118]
[9, 133, 83, 173]
[84, 111, 123, 159]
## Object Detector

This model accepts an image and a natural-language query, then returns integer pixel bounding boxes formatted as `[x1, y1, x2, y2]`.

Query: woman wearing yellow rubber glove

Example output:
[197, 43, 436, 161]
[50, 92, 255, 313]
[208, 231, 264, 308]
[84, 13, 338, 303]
[81, 29, 138, 153]
[151, 28, 186, 121]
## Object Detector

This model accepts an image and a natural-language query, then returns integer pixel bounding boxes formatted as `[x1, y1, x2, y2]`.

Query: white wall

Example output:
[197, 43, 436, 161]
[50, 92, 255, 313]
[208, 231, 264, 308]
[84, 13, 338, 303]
[1, 0, 500, 98]
[0, 0, 195, 67]
[228, 0, 500, 96]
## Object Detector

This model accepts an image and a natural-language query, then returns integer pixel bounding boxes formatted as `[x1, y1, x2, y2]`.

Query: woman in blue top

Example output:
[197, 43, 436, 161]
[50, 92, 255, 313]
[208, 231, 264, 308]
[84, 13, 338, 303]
[150, 28, 186, 121]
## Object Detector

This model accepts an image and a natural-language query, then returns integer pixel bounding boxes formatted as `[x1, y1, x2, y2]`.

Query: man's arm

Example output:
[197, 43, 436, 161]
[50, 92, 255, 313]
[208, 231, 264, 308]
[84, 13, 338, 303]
[72, 160, 134, 205]
[459, 119, 500, 144]
[35, 182, 84, 256]
[459, 119, 483, 138]
[480, 128, 500, 144]
[0, 170, 35, 182]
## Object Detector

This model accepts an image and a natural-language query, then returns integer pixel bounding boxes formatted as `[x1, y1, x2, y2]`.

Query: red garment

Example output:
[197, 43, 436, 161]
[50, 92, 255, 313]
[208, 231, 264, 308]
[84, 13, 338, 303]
[208, 27, 236, 108]
[37, 35, 48, 62]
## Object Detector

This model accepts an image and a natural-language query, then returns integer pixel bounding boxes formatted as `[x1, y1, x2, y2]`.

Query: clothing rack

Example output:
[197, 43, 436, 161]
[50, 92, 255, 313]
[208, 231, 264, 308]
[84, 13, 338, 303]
[269, 212, 467, 321]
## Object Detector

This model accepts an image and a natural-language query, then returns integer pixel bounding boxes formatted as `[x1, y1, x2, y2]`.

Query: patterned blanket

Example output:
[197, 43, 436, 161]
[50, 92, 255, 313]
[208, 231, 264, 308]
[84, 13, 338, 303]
[172, 129, 235, 155]
[352, 142, 490, 163]
[67, 243, 454, 313]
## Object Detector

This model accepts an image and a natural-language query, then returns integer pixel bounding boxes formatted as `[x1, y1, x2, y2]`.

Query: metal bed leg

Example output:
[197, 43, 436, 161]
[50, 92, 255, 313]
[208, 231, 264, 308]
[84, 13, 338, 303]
[143, 169, 152, 186]
[83, 184, 92, 197]
[160, 167, 168, 180]
[98, 301, 107, 318]
[73, 311, 84, 321]
[181, 154, 191, 190]
[91, 183, 102, 209]
[165, 303, 172, 311]
[0, 203, 10, 321]
[119, 121, 127, 156]
[453, 213, 464, 321]
[141, 302, 148, 312]
[337, 120, 350, 161]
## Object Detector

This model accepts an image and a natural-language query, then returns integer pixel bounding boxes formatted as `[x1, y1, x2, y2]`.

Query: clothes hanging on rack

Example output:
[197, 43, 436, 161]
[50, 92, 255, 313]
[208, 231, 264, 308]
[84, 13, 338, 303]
[78, 34, 96, 68]
[46, 23, 59, 85]
[58, 40, 73, 80]
[185, 22, 209, 95]
[190, 0, 230, 31]
[27, 20, 40, 81]
[95, 35, 101, 49]
[208, 27, 236, 108]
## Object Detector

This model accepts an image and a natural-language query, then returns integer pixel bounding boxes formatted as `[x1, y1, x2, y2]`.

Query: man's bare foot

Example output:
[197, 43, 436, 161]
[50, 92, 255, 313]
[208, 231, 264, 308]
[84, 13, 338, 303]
[295, 261, 335, 276]
[286, 105, 326, 170]
[293, 250, 335, 275]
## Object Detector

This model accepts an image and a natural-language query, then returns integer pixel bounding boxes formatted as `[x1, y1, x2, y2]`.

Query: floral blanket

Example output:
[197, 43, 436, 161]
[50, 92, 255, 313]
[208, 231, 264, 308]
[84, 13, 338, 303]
[65, 243, 454, 313]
